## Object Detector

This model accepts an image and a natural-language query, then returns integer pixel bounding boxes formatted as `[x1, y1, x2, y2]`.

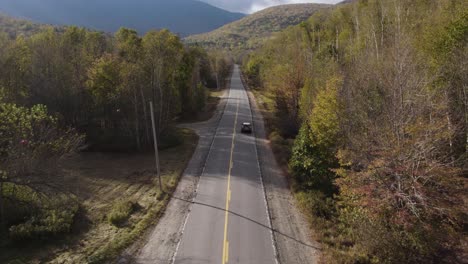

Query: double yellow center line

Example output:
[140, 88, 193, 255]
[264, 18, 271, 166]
[222, 97, 240, 264]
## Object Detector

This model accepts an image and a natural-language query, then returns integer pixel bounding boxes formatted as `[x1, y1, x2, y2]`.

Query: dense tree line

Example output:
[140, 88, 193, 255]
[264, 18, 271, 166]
[0, 26, 226, 150]
[244, 0, 467, 262]
[0, 25, 227, 241]
[0, 14, 50, 38]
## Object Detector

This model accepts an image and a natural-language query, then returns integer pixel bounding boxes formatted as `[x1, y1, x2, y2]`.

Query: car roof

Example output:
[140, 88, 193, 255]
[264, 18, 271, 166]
[242, 122, 251, 125]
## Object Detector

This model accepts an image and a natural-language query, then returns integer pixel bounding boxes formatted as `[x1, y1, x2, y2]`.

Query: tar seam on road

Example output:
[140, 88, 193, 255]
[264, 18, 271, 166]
[170, 86, 232, 264]
[222, 96, 240, 264]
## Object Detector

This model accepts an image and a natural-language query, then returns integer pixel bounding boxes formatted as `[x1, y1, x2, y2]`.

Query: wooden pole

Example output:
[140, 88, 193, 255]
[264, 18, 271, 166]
[149, 101, 162, 191]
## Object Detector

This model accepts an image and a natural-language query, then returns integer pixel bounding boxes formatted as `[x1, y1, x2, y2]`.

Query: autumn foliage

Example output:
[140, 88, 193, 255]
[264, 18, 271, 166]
[244, 0, 467, 262]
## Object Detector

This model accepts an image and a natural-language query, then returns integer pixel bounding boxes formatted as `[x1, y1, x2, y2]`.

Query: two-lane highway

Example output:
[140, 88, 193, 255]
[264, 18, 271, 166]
[173, 65, 277, 264]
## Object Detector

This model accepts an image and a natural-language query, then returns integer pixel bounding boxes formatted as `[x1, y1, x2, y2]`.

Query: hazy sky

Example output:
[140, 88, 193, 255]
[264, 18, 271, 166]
[199, 0, 341, 14]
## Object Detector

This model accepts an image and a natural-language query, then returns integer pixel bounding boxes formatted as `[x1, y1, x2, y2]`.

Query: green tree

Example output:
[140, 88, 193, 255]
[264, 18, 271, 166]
[142, 30, 184, 135]
[0, 103, 82, 231]
[115, 28, 145, 149]
[86, 54, 122, 129]
[245, 0, 467, 262]
[0, 36, 31, 104]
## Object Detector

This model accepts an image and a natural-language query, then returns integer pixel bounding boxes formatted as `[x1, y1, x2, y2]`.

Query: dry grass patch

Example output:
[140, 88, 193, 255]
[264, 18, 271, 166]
[0, 128, 198, 264]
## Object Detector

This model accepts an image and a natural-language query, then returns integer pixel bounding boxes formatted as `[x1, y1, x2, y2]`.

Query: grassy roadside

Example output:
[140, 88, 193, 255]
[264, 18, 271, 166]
[250, 89, 294, 172]
[0, 128, 198, 264]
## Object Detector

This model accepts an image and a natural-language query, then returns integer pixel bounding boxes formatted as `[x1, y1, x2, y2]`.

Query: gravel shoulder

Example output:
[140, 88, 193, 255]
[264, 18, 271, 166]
[243, 76, 322, 264]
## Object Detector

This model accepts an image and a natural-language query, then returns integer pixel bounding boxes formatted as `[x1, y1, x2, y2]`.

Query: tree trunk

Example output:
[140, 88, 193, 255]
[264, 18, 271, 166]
[215, 57, 220, 90]
[380, 2, 385, 47]
[0, 181, 5, 232]
[157, 66, 164, 136]
[372, 23, 380, 59]
[318, 29, 321, 53]
[133, 89, 141, 150]
[140, 87, 150, 144]
[445, 91, 455, 164]
[463, 82, 468, 154]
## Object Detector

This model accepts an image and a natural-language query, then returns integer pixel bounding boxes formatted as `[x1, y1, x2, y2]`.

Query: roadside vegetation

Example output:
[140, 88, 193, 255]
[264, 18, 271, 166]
[243, 0, 467, 263]
[0, 23, 229, 262]
[0, 128, 198, 263]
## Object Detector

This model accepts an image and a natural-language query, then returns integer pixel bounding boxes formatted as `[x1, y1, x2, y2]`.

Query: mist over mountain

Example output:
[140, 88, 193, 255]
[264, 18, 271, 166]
[0, 0, 245, 36]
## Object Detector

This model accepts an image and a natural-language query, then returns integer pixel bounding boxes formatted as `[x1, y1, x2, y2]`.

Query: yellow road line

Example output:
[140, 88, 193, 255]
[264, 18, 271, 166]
[225, 241, 229, 263]
[222, 98, 240, 264]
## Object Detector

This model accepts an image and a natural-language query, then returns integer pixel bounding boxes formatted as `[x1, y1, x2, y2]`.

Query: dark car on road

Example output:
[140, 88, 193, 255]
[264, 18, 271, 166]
[241, 122, 252, 133]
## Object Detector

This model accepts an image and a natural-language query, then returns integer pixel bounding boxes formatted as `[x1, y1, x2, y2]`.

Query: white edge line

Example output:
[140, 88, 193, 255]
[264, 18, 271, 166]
[241, 69, 280, 264]
[170, 70, 234, 264]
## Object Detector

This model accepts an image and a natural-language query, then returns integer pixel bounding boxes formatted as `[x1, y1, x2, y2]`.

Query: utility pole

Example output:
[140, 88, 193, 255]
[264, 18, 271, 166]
[149, 101, 162, 191]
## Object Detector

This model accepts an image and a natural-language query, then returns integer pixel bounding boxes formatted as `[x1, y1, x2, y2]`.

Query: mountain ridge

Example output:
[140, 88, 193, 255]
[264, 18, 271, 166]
[0, 0, 245, 36]
[185, 3, 331, 52]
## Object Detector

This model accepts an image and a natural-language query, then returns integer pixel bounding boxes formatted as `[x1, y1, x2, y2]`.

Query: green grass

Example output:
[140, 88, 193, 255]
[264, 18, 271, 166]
[210, 89, 225, 98]
[107, 200, 135, 226]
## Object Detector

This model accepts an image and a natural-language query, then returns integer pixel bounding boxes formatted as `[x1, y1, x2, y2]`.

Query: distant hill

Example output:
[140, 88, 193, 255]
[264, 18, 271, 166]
[185, 3, 330, 52]
[338, 0, 358, 4]
[0, 0, 245, 36]
[0, 13, 52, 38]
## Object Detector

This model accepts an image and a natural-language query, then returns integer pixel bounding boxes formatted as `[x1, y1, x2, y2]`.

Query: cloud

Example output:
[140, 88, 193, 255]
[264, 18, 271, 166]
[200, 0, 341, 14]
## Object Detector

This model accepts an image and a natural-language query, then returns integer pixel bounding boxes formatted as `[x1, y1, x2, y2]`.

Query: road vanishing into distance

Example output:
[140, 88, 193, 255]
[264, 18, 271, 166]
[173, 66, 277, 264]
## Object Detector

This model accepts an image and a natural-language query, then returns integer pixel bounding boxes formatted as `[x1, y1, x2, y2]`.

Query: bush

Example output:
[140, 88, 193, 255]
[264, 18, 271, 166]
[269, 131, 293, 163]
[88, 199, 168, 264]
[296, 190, 335, 220]
[158, 128, 183, 150]
[268, 131, 283, 144]
[9, 203, 78, 241]
[107, 200, 135, 226]
[289, 125, 337, 195]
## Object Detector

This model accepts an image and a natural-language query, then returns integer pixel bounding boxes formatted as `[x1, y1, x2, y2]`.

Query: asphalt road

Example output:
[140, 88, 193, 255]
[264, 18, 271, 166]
[173, 65, 277, 264]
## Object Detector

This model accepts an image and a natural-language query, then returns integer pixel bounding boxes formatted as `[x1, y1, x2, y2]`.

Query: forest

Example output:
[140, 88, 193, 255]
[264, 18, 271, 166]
[243, 0, 467, 262]
[0, 24, 231, 257]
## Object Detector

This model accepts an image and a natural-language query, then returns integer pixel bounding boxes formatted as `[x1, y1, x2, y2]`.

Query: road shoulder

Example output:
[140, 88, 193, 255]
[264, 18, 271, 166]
[243, 75, 321, 264]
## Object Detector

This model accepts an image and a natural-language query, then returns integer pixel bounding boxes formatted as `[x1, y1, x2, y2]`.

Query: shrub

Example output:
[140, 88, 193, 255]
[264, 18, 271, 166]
[289, 125, 337, 195]
[9, 202, 78, 241]
[107, 200, 134, 226]
[296, 190, 335, 220]
[159, 128, 183, 150]
[269, 130, 293, 165]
